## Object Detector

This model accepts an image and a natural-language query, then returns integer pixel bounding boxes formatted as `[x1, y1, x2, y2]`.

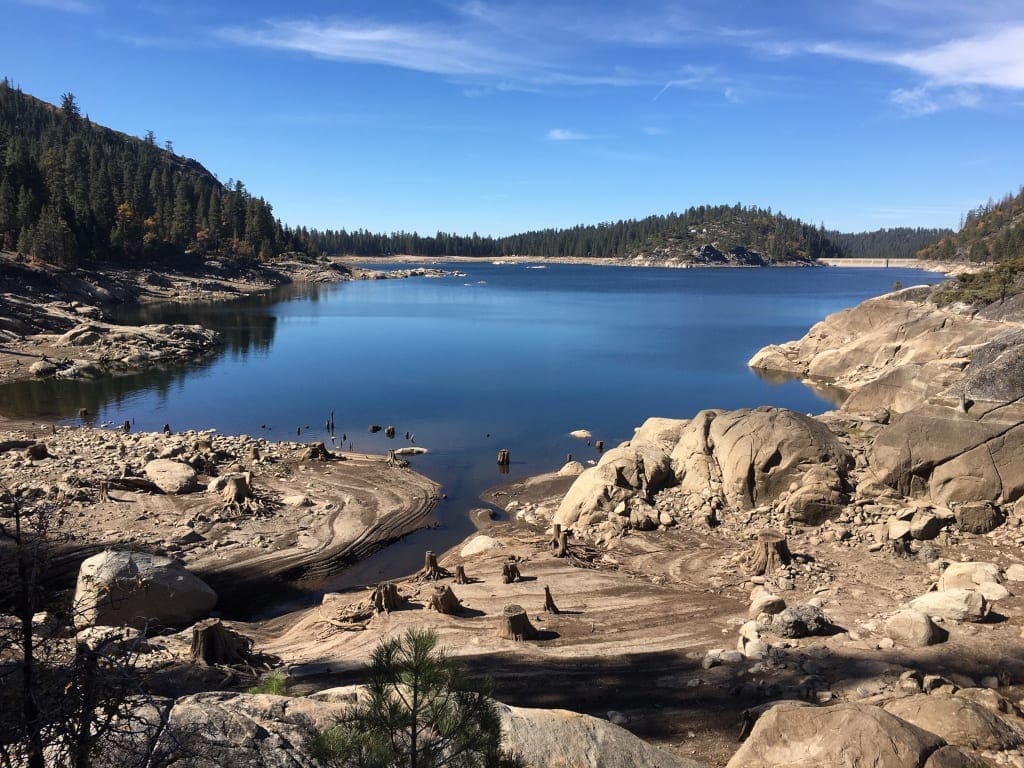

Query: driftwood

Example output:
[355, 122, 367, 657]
[318, 582, 405, 634]
[190, 619, 255, 666]
[454, 565, 470, 584]
[428, 585, 461, 614]
[0, 439, 34, 455]
[103, 477, 163, 494]
[498, 604, 536, 641]
[745, 530, 791, 576]
[502, 558, 521, 584]
[542, 585, 560, 614]
[417, 551, 452, 581]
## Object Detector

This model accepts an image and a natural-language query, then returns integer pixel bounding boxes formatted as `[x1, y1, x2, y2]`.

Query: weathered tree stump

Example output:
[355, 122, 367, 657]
[417, 550, 452, 581]
[429, 585, 461, 614]
[595, 440, 604, 452]
[386, 449, 409, 468]
[385, 425, 396, 439]
[893, 537, 911, 558]
[497, 449, 510, 466]
[368, 424, 382, 433]
[190, 618, 255, 666]
[542, 585, 560, 614]
[221, 473, 254, 505]
[121, 420, 131, 434]
[745, 529, 791, 576]
[98, 481, 110, 503]
[551, 529, 568, 558]
[454, 565, 470, 584]
[370, 582, 401, 614]
[498, 604, 537, 641]
[502, 558, 521, 584]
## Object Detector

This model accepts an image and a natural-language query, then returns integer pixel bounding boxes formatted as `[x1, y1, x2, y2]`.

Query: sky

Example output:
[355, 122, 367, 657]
[4, 0, 1024, 237]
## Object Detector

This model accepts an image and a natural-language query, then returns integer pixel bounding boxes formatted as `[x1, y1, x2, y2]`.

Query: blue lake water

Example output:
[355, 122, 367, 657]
[0, 262, 942, 586]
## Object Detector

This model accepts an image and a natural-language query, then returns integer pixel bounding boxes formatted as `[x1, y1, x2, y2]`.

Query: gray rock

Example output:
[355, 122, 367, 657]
[73, 550, 217, 630]
[727, 701, 944, 768]
[885, 609, 944, 647]
[761, 604, 831, 638]
[910, 512, 943, 541]
[749, 593, 786, 618]
[909, 589, 988, 623]
[937, 561, 1001, 592]
[955, 502, 1005, 535]
[144, 459, 198, 494]
[884, 694, 1024, 751]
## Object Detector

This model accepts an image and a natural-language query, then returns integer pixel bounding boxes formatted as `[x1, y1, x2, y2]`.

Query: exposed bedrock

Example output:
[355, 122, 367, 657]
[553, 407, 853, 531]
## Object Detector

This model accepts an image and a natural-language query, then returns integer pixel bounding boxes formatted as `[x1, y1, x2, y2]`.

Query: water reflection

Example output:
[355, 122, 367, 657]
[750, 368, 850, 408]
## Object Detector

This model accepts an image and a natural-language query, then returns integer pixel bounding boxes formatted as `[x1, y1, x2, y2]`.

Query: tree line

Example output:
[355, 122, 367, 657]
[0, 80, 317, 266]
[918, 187, 1024, 263]
[2, 80, 965, 268]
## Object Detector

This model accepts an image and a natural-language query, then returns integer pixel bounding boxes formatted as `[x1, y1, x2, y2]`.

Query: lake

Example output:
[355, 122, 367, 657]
[0, 262, 941, 586]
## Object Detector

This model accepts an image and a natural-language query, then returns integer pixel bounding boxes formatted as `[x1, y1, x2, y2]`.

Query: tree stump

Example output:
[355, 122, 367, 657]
[25, 442, 49, 461]
[745, 529, 791, 576]
[542, 585, 560, 614]
[221, 473, 254, 505]
[190, 619, 254, 666]
[498, 604, 537, 641]
[429, 585, 461, 615]
[417, 551, 452, 581]
[370, 582, 401, 614]
[595, 440, 604, 452]
[502, 558, 521, 584]
[301, 442, 331, 461]
[497, 449, 510, 466]
[551, 529, 568, 558]
[385, 425, 396, 439]
[893, 537, 911, 558]
[454, 565, 470, 584]
[386, 449, 409, 468]
[368, 424, 382, 433]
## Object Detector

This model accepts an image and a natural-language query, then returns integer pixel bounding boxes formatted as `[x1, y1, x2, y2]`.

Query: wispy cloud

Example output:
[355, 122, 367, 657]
[217, 20, 512, 77]
[546, 128, 591, 141]
[16, 0, 98, 13]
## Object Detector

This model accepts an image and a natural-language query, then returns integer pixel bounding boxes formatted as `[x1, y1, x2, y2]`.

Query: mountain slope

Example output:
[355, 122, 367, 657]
[917, 187, 1024, 262]
[0, 80, 314, 266]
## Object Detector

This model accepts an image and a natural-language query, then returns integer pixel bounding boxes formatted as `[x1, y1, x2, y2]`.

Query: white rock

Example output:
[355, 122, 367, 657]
[459, 535, 503, 559]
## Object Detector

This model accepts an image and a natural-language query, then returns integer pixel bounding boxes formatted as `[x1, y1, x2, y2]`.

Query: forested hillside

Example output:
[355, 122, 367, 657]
[917, 187, 1024, 262]
[825, 227, 948, 260]
[0, 79, 315, 265]
[306, 204, 843, 263]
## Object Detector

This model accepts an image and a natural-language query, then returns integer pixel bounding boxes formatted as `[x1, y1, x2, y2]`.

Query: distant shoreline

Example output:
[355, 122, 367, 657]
[350, 253, 958, 273]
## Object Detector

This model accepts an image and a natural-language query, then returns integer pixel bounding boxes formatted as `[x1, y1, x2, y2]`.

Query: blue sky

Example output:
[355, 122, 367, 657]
[4, 0, 1024, 236]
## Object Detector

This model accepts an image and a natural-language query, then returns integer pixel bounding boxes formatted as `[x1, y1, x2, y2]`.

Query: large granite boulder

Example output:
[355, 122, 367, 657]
[885, 609, 944, 648]
[109, 692, 706, 768]
[909, 589, 988, 623]
[884, 694, 1024, 751]
[497, 702, 706, 768]
[74, 550, 217, 630]
[554, 417, 687, 528]
[726, 701, 945, 768]
[962, 328, 1024, 402]
[938, 562, 1002, 592]
[144, 459, 199, 494]
[556, 408, 852, 529]
[868, 404, 1024, 505]
[670, 407, 853, 523]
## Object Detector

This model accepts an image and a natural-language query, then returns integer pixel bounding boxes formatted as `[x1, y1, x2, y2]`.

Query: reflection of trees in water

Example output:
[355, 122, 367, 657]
[0, 360, 215, 422]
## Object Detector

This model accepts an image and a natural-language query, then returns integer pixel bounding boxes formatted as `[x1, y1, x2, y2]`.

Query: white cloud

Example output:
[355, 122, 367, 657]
[217, 20, 513, 77]
[546, 128, 590, 141]
[16, 0, 98, 13]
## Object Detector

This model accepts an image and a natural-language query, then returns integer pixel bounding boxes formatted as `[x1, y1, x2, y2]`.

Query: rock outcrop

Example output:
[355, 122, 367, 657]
[748, 291, 1014, 414]
[554, 407, 852, 531]
[727, 701, 945, 768]
[74, 550, 217, 630]
[884, 694, 1024, 751]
